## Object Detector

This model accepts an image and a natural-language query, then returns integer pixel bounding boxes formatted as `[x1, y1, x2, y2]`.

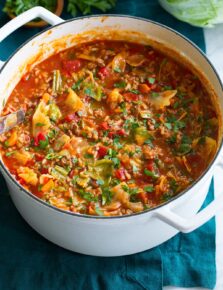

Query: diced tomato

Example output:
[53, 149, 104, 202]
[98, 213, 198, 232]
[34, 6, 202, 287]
[115, 168, 126, 180]
[146, 160, 154, 171]
[26, 160, 35, 167]
[98, 67, 109, 79]
[35, 154, 44, 161]
[18, 178, 26, 186]
[42, 176, 49, 184]
[116, 129, 126, 136]
[137, 192, 148, 203]
[62, 59, 82, 73]
[123, 92, 139, 102]
[98, 146, 108, 158]
[69, 170, 75, 179]
[64, 113, 79, 123]
[99, 122, 109, 130]
[108, 131, 115, 138]
[34, 132, 46, 146]
[40, 167, 48, 174]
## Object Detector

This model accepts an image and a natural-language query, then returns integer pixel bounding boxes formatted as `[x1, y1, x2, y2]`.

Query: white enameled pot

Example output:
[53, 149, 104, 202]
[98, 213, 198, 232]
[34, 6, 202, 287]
[0, 7, 223, 257]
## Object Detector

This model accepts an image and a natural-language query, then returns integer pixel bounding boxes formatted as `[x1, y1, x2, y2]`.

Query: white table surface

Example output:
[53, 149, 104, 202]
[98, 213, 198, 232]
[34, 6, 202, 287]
[164, 24, 223, 290]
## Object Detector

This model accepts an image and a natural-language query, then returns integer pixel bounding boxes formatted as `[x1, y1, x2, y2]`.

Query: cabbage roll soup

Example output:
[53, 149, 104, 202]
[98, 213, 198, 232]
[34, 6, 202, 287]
[0, 40, 219, 216]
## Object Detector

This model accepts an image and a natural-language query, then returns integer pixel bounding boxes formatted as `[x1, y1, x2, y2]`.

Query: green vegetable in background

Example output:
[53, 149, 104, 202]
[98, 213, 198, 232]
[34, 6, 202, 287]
[3, 0, 57, 16]
[159, 0, 223, 28]
[67, 0, 116, 16]
[3, 0, 117, 18]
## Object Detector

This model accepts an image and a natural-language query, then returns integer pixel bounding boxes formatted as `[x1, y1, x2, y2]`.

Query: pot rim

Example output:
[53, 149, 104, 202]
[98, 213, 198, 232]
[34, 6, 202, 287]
[0, 14, 222, 220]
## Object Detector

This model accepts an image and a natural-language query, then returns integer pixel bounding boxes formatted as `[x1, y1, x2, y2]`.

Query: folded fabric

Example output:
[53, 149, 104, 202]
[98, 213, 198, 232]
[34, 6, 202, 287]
[0, 1, 215, 290]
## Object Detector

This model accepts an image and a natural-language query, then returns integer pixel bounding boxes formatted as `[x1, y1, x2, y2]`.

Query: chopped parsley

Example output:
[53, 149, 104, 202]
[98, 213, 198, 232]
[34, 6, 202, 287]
[129, 89, 140, 94]
[72, 78, 84, 90]
[164, 122, 172, 130]
[5, 151, 16, 157]
[101, 187, 113, 205]
[114, 67, 121, 73]
[114, 81, 126, 88]
[78, 190, 98, 202]
[144, 169, 158, 179]
[148, 77, 155, 84]
[144, 185, 154, 192]
[35, 122, 45, 127]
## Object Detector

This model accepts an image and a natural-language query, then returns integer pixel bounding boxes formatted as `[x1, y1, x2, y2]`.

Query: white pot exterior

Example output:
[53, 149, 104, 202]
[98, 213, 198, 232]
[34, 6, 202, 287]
[2, 169, 212, 256]
[0, 11, 223, 256]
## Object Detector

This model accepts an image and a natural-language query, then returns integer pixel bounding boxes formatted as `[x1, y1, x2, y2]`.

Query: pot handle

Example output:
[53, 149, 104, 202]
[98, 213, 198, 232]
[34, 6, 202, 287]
[155, 156, 223, 233]
[0, 6, 64, 65]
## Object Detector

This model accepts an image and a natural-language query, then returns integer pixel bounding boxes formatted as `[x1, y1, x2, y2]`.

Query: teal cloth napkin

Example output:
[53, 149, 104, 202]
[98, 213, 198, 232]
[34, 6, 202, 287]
[0, 1, 215, 289]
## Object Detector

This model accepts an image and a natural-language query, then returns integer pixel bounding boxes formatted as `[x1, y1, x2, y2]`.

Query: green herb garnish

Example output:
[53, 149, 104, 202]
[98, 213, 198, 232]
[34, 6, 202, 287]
[144, 169, 158, 179]
[148, 77, 155, 84]
[164, 122, 172, 130]
[3, 0, 57, 16]
[72, 78, 84, 90]
[114, 81, 126, 88]
[5, 151, 16, 157]
[144, 185, 154, 192]
[78, 189, 98, 202]
[39, 136, 49, 149]
[67, 0, 116, 17]
[114, 67, 121, 73]
[101, 187, 113, 205]
[35, 122, 45, 127]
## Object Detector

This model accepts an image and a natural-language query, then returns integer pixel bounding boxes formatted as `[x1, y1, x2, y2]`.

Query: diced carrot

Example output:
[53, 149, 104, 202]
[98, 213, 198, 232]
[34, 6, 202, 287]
[7, 131, 17, 147]
[123, 92, 139, 102]
[42, 93, 50, 103]
[138, 84, 151, 94]
[99, 122, 109, 130]
[137, 192, 148, 203]
[41, 179, 54, 193]
[42, 176, 50, 184]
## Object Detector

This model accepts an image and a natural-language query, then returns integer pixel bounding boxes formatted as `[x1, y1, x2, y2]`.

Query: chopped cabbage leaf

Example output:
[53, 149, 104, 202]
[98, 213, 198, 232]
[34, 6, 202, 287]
[192, 136, 217, 162]
[48, 103, 62, 122]
[112, 53, 126, 73]
[150, 90, 177, 109]
[88, 159, 113, 185]
[18, 167, 38, 186]
[32, 100, 51, 137]
[65, 88, 84, 112]
[134, 126, 150, 145]
[126, 54, 145, 67]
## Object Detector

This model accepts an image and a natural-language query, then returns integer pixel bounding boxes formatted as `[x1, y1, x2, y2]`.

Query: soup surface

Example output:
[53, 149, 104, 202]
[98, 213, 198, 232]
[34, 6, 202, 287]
[0, 40, 219, 216]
